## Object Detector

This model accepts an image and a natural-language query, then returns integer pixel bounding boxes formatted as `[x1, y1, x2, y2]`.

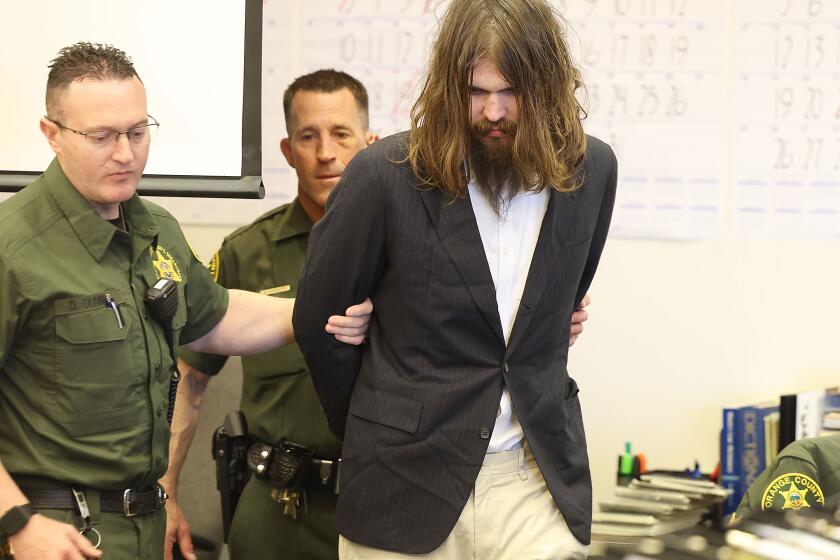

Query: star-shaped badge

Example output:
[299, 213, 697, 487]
[779, 481, 810, 510]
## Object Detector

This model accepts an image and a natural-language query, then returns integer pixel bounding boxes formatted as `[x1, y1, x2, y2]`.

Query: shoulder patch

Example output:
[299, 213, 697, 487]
[761, 472, 825, 512]
[208, 251, 220, 282]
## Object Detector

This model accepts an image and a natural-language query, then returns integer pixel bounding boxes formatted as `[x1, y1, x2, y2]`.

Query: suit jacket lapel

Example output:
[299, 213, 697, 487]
[505, 189, 560, 356]
[419, 187, 505, 344]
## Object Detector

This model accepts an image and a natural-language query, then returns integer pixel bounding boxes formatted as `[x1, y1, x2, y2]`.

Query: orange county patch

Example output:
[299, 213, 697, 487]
[150, 246, 183, 282]
[761, 472, 825, 512]
[207, 251, 221, 282]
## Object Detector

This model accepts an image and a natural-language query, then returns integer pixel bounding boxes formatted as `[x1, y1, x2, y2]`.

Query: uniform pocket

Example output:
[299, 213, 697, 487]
[51, 294, 142, 436]
[55, 306, 130, 344]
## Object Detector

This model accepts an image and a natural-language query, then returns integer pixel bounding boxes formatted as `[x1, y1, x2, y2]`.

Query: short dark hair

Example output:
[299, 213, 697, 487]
[282, 69, 369, 134]
[46, 42, 141, 119]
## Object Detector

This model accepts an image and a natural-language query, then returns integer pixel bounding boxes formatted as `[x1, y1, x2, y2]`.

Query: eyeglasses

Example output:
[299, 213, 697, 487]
[46, 115, 160, 147]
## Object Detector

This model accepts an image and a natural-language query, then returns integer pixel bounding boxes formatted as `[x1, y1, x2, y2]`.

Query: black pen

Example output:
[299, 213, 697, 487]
[105, 293, 123, 329]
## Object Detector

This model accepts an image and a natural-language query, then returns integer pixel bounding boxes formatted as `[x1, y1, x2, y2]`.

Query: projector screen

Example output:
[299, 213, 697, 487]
[0, 0, 246, 177]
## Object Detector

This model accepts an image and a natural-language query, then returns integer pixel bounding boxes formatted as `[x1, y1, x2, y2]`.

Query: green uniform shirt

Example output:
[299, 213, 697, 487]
[0, 159, 229, 489]
[180, 200, 341, 458]
[734, 434, 840, 520]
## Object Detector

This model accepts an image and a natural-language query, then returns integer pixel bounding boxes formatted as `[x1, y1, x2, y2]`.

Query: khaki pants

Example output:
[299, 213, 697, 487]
[339, 446, 588, 560]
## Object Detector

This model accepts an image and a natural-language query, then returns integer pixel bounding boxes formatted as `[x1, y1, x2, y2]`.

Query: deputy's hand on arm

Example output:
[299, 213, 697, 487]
[8, 514, 103, 560]
[569, 293, 591, 347]
[326, 297, 373, 344]
[186, 292, 373, 356]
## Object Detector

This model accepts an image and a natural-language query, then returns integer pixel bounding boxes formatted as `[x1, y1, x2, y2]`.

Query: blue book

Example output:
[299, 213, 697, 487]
[736, 402, 779, 502]
[720, 407, 740, 515]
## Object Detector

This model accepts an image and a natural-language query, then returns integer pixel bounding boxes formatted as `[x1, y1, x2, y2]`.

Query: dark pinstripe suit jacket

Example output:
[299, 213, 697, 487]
[293, 131, 617, 554]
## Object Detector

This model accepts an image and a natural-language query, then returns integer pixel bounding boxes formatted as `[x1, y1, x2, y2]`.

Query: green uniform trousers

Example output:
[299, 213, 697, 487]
[228, 477, 338, 560]
[3, 507, 164, 559]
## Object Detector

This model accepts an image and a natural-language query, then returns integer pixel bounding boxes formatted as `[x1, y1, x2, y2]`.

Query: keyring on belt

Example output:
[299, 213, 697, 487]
[79, 526, 102, 549]
[72, 489, 102, 550]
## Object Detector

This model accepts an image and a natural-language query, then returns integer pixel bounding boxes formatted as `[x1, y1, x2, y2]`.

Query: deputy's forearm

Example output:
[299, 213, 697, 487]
[185, 290, 293, 356]
[159, 361, 211, 498]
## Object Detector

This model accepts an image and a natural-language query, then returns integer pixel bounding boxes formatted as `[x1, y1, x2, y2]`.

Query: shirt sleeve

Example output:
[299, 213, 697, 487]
[733, 455, 821, 520]
[178, 238, 230, 347]
[178, 243, 237, 376]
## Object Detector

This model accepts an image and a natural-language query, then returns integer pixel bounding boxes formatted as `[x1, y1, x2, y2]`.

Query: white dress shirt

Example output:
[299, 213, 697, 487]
[468, 181, 550, 453]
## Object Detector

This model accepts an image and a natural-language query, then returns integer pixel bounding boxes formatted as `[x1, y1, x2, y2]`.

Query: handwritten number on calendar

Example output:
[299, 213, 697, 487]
[775, 35, 793, 69]
[780, 0, 823, 17]
[583, 36, 602, 66]
[609, 85, 629, 116]
[670, 35, 689, 66]
[775, 87, 794, 119]
[610, 34, 629, 67]
[803, 138, 823, 171]
[666, 86, 687, 117]
[397, 31, 413, 65]
[614, 0, 629, 17]
[774, 138, 794, 170]
[340, 34, 356, 63]
[640, 34, 656, 67]
[805, 36, 825, 68]
[804, 87, 824, 120]
[638, 84, 660, 116]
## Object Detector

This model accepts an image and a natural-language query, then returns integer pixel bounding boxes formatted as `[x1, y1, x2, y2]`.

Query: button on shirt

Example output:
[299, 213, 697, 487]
[468, 181, 550, 452]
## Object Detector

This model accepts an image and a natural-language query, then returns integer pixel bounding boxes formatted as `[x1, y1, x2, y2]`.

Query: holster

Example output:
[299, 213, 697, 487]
[211, 410, 251, 543]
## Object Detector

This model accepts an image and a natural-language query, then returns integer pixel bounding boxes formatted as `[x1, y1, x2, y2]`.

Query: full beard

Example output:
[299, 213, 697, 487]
[468, 119, 529, 217]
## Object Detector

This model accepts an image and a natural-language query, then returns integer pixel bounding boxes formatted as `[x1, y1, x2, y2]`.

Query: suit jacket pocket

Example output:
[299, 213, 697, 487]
[349, 383, 423, 434]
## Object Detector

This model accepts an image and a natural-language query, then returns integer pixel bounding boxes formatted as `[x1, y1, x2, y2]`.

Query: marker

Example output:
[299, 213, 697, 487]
[619, 442, 634, 476]
[105, 293, 123, 329]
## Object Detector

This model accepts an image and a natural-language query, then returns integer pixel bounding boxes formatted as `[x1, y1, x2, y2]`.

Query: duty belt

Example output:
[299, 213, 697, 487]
[245, 439, 340, 519]
[16, 477, 167, 517]
[246, 440, 340, 495]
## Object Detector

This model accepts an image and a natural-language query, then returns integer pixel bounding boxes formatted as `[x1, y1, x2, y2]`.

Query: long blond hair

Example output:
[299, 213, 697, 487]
[407, 0, 587, 197]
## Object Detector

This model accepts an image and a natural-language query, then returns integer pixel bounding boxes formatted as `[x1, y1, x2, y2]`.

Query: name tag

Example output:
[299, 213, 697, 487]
[260, 285, 291, 296]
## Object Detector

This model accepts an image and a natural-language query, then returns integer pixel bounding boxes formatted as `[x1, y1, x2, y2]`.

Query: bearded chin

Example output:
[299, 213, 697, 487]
[468, 136, 528, 217]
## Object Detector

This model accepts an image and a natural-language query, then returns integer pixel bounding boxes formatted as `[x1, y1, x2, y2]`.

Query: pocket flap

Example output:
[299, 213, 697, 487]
[349, 384, 423, 434]
[55, 307, 130, 344]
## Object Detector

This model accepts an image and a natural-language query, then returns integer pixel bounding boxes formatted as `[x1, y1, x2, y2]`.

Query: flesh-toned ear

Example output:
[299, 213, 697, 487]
[280, 138, 295, 168]
[40, 117, 62, 155]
